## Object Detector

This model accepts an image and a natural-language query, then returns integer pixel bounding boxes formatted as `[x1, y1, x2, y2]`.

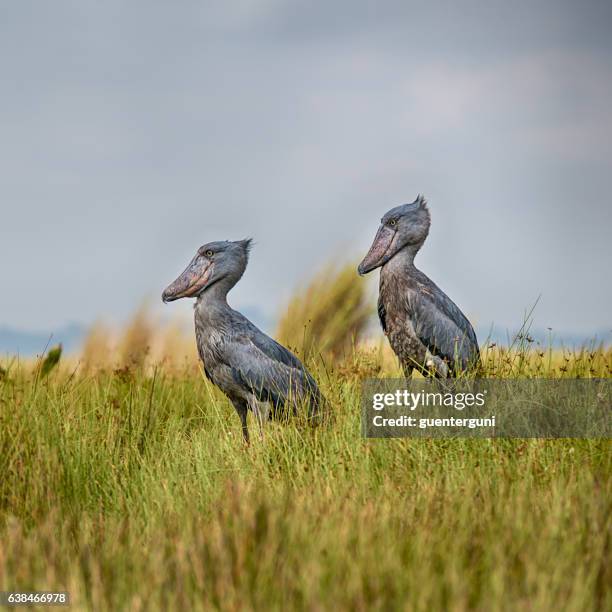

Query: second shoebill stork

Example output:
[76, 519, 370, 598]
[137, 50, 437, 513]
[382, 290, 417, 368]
[358, 196, 479, 377]
[162, 239, 325, 442]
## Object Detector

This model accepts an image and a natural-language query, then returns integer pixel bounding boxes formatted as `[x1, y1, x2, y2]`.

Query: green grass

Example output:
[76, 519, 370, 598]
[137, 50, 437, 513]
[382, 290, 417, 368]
[0, 354, 610, 611]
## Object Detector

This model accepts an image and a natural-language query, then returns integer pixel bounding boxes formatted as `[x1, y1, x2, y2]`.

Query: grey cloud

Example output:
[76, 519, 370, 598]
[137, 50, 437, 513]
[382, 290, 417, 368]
[0, 1, 610, 339]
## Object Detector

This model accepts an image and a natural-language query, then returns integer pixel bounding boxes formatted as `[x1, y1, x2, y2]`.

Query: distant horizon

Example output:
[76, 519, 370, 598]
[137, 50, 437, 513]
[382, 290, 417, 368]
[1, 315, 609, 357]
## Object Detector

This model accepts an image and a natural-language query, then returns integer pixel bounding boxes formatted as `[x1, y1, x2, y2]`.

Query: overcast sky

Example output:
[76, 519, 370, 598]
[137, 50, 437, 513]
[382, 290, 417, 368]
[1, 0, 611, 340]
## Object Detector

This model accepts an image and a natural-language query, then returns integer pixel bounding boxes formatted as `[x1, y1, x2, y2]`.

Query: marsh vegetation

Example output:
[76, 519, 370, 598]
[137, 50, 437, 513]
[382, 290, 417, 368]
[0, 266, 610, 610]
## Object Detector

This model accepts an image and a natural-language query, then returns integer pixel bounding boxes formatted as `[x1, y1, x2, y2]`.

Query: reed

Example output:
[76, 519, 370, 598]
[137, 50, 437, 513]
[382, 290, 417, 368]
[276, 262, 373, 363]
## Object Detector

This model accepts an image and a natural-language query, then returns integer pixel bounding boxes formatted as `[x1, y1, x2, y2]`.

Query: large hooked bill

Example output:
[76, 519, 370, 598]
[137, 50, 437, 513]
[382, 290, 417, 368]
[162, 256, 213, 302]
[358, 224, 396, 275]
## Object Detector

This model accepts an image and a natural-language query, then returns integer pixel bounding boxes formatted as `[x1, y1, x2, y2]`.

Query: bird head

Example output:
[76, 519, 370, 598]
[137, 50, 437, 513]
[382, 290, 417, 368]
[357, 195, 430, 275]
[162, 239, 252, 302]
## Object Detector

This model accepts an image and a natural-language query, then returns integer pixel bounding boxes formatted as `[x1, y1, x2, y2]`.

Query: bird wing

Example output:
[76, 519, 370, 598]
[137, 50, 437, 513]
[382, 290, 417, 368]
[221, 333, 320, 407]
[408, 282, 479, 371]
[248, 331, 305, 371]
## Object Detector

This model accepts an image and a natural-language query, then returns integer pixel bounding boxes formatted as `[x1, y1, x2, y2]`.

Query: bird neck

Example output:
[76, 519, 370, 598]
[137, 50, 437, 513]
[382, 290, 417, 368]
[384, 244, 420, 272]
[195, 279, 234, 316]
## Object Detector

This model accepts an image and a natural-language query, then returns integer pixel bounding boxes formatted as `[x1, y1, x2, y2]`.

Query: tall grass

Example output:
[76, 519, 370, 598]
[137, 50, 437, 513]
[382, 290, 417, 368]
[0, 357, 609, 610]
[276, 263, 373, 362]
[117, 304, 154, 371]
[0, 274, 610, 610]
[80, 321, 113, 374]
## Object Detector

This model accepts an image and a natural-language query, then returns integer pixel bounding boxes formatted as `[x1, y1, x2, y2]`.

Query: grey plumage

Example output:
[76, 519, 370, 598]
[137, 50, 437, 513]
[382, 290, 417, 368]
[358, 196, 479, 377]
[162, 239, 324, 442]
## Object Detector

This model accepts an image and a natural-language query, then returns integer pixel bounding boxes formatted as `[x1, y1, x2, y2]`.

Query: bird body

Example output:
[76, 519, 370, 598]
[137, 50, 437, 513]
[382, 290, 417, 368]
[163, 239, 323, 442]
[359, 196, 479, 377]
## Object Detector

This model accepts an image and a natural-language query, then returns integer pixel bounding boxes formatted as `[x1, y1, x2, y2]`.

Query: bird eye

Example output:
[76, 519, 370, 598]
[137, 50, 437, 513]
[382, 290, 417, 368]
[389, 219, 397, 226]
[205, 250, 214, 257]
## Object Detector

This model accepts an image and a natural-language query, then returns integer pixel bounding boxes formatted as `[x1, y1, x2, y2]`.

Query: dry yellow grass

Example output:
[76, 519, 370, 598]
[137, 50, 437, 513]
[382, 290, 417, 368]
[276, 262, 373, 363]
[70, 270, 611, 380]
[80, 320, 113, 373]
[117, 304, 154, 370]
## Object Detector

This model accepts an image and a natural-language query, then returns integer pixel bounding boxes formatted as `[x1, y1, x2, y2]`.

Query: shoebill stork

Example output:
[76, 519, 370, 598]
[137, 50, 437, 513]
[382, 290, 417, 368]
[358, 196, 479, 377]
[162, 239, 325, 442]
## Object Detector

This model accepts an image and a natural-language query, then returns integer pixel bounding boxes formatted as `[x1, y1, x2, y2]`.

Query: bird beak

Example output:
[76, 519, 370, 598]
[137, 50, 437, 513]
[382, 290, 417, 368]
[162, 256, 213, 302]
[358, 225, 396, 275]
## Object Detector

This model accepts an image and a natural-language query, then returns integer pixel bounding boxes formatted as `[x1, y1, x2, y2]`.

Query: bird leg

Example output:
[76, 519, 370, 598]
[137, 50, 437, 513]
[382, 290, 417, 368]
[248, 397, 269, 441]
[231, 399, 250, 445]
[240, 411, 250, 445]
